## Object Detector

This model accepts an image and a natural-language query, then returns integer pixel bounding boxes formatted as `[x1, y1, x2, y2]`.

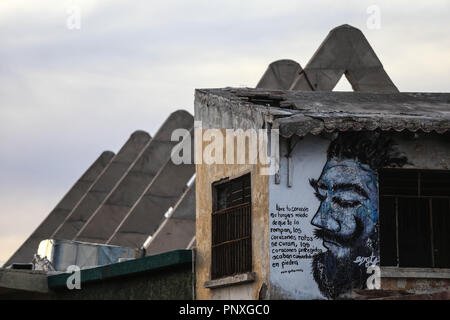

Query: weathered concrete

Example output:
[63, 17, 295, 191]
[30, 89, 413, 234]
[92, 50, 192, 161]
[145, 183, 196, 255]
[75, 110, 194, 246]
[0, 268, 48, 294]
[352, 267, 450, 299]
[197, 88, 450, 138]
[204, 272, 256, 289]
[289, 24, 398, 92]
[106, 132, 195, 248]
[351, 289, 450, 300]
[256, 60, 302, 90]
[4, 151, 115, 266]
[194, 125, 270, 299]
[51, 131, 151, 240]
[374, 290, 450, 300]
[381, 277, 450, 294]
[195, 89, 268, 130]
[394, 132, 450, 170]
[381, 267, 450, 279]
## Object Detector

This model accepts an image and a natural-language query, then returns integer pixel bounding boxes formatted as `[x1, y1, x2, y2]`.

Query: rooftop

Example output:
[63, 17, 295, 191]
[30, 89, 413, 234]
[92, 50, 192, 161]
[196, 88, 450, 137]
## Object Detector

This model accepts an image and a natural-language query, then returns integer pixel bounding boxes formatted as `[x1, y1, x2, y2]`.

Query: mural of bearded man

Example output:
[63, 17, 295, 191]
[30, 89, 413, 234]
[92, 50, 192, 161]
[309, 131, 408, 299]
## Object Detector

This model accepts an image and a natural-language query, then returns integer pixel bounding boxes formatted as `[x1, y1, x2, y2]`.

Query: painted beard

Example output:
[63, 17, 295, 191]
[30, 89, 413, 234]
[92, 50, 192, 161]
[311, 219, 376, 299]
[312, 251, 353, 299]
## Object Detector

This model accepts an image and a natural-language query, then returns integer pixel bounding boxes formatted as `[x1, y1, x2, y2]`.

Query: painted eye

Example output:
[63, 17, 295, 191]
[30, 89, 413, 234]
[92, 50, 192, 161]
[332, 197, 361, 208]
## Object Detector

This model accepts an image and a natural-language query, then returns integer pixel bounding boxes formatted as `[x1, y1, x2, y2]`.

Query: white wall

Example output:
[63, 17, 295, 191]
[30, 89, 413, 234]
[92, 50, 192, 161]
[268, 135, 329, 299]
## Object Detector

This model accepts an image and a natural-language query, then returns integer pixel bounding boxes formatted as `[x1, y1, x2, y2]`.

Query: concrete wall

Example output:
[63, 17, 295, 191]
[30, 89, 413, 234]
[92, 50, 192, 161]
[0, 269, 48, 297]
[195, 148, 269, 299]
[194, 127, 269, 300]
[380, 267, 450, 294]
[394, 132, 450, 170]
[195, 89, 271, 299]
[268, 135, 329, 299]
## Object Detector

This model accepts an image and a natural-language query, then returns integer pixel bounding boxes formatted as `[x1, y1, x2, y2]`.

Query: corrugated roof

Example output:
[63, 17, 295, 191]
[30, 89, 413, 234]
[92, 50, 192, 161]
[202, 88, 450, 137]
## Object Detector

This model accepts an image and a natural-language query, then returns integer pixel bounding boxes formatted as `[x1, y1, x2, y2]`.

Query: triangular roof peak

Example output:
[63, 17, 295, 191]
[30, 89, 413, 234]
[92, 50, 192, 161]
[258, 25, 398, 93]
[256, 59, 302, 90]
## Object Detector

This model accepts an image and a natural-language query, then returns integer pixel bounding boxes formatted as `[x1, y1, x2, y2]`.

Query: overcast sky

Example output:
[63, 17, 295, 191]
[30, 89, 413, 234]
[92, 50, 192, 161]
[0, 0, 449, 264]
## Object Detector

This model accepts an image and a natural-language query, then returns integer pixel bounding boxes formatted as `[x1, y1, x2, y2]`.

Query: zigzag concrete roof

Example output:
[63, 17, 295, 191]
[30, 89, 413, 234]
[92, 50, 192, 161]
[144, 182, 196, 255]
[256, 60, 302, 90]
[258, 25, 398, 93]
[290, 25, 398, 92]
[106, 129, 194, 248]
[4, 111, 194, 266]
[75, 111, 194, 246]
[51, 131, 151, 240]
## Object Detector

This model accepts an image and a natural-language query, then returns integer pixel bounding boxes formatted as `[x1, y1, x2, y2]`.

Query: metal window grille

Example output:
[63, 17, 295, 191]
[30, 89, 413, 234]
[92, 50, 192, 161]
[211, 174, 251, 279]
[379, 169, 450, 268]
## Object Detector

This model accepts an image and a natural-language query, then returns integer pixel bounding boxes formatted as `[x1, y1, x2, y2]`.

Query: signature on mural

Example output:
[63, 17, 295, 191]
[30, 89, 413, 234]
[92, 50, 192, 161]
[353, 254, 380, 268]
[309, 131, 407, 299]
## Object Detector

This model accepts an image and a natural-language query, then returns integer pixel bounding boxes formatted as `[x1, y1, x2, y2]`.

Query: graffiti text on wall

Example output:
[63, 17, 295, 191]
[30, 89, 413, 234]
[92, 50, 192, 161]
[270, 204, 322, 274]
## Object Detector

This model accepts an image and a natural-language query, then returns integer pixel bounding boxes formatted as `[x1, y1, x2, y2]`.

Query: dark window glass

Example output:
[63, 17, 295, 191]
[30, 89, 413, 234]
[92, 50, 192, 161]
[379, 169, 450, 268]
[379, 196, 397, 266]
[397, 198, 432, 267]
[432, 198, 450, 268]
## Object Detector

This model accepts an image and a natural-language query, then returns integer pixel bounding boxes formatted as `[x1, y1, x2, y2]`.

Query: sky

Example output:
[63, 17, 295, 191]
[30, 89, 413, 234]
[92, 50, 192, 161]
[0, 0, 449, 264]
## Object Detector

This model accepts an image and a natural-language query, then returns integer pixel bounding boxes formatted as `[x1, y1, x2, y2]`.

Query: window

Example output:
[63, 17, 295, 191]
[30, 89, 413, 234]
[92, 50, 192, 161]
[379, 169, 450, 268]
[211, 173, 252, 279]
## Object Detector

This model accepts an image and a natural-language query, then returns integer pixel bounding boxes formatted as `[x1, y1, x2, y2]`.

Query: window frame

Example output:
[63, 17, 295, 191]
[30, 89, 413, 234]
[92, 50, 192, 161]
[210, 173, 252, 280]
[379, 168, 450, 269]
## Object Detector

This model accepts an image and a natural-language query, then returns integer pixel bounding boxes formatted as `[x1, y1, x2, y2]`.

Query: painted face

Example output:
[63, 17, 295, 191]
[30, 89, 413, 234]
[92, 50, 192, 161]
[310, 158, 378, 259]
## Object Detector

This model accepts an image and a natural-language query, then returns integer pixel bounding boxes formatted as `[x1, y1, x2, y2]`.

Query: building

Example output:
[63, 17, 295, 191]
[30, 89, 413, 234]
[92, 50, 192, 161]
[194, 25, 450, 300]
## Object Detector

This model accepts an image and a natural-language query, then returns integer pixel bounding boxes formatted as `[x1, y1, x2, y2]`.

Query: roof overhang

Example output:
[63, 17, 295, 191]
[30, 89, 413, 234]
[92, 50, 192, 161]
[196, 88, 450, 138]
